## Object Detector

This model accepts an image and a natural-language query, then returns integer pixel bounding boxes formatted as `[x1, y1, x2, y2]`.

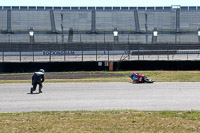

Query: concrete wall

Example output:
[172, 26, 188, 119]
[118, 61, 200, 70]
[0, 62, 108, 73]
[0, 61, 200, 73]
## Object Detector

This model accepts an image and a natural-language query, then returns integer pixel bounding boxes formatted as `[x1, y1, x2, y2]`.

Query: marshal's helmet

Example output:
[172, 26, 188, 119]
[39, 69, 45, 73]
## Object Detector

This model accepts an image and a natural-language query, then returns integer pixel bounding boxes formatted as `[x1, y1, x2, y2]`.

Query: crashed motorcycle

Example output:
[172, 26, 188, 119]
[129, 73, 154, 83]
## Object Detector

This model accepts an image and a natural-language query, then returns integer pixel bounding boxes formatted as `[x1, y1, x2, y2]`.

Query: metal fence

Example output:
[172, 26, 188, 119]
[1, 42, 200, 62]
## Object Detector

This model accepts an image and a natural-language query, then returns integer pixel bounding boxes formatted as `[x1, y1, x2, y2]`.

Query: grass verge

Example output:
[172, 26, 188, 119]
[1, 71, 200, 83]
[1, 110, 200, 132]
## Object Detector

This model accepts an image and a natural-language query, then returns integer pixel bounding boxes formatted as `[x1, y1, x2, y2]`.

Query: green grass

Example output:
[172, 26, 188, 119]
[1, 71, 200, 83]
[1, 110, 200, 132]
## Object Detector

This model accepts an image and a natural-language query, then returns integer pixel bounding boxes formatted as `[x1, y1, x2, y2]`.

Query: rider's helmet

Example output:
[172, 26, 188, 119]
[39, 69, 45, 73]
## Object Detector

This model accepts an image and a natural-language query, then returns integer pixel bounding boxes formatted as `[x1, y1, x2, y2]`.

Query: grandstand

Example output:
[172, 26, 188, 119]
[0, 6, 200, 62]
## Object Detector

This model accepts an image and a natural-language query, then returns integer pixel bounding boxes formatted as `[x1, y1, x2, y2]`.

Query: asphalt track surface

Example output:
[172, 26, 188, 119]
[1, 82, 200, 113]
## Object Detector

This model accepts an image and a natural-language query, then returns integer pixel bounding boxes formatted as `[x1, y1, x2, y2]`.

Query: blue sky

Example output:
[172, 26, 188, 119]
[0, 0, 199, 7]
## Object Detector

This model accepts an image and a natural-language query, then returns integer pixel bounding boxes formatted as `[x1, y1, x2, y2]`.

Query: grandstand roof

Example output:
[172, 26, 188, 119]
[0, 6, 200, 11]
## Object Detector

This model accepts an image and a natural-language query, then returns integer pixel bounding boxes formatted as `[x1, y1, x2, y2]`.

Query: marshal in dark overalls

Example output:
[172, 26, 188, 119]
[31, 69, 45, 93]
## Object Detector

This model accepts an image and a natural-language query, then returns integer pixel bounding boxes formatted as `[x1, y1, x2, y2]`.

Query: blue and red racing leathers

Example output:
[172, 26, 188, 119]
[129, 73, 146, 83]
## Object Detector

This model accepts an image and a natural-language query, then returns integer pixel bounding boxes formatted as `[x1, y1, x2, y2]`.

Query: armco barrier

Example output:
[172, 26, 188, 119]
[0, 61, 200, 73]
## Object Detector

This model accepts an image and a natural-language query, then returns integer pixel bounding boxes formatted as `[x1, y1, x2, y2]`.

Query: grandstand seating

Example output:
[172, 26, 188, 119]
[54, 11, 91, 31]
[145, 11, 172, 31]
[96, 11, 136, 31]
[0, 11, 7, 31]
[0, 6, 200, 44]
[180, 11, 200, 31]
[11, 11, 51, 31]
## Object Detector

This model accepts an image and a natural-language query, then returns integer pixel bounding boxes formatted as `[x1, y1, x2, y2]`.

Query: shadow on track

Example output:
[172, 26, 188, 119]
[27, 93, 40, 95]
[129, 82, 154, 84]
